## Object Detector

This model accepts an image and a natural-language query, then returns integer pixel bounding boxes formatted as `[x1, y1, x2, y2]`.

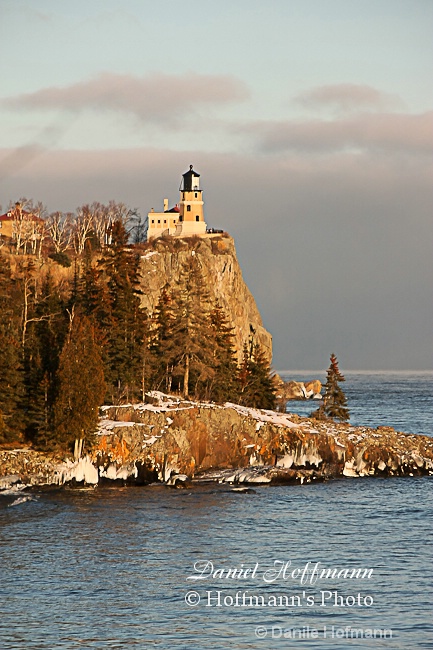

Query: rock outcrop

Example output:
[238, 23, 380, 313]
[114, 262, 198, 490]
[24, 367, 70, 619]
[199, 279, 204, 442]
[2, 393, 432, 489]
[93, 393, 433, 483]
[304, 380, 322, 396]
[139, 235, 272, 362]
[280, 380, 322, 400]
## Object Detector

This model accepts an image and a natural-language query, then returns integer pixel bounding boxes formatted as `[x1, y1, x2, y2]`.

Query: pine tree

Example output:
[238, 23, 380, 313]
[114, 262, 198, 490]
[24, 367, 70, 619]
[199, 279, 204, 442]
[52, 314, 106, 455]
[237, 342, 276, 410]
[0, 256, 25, 443]
[149, 285, 176, 392]
[74, 245, 111, 365]
[314, 353, 350, 422]
[24, 271, 67, 445]
[163, 254, 215, 398]
[207, 302, 238, 403]
[0, 323, 25, 443]
[98, 220, 147, 402]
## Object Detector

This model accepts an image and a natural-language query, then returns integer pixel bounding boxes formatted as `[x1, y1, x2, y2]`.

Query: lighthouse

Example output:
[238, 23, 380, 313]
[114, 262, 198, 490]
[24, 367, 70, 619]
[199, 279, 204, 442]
[147, 165, 207, 239]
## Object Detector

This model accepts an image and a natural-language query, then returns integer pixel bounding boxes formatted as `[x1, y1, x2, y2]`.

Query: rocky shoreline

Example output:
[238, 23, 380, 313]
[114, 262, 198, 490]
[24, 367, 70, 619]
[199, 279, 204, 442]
[1, 392, 432, 491]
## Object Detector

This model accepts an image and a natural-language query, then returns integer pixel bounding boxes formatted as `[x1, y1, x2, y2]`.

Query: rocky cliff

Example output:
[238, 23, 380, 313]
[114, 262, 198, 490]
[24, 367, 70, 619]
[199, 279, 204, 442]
[138, 235, 272, 362]
[2, 393, 432, 490]
[93, 393, 433, 483]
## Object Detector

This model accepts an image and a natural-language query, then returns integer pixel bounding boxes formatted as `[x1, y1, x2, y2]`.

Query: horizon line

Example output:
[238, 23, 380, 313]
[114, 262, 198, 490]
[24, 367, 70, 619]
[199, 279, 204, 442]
[276, 369, 433, 374]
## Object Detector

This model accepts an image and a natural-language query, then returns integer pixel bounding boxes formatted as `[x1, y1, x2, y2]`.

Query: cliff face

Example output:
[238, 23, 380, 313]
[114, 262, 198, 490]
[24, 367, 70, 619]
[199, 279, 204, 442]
[93, 393, 433, 483]
[138, 235, 272, 363]
[2, 392, 432, 489]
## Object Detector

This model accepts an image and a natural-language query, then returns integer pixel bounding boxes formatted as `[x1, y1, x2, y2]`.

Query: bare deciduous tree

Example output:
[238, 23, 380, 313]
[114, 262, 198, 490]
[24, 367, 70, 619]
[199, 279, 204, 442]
[72, 205, 94, 255]
[98, 201, 135, 247]
[9, 198, 47, 256]
[46, 211, 73, 253]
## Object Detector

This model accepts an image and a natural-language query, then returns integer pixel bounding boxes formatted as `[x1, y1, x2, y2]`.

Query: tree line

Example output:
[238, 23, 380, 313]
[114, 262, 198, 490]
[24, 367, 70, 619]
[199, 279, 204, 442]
[1, 198, 146, 258]
[0, 219, 275, 453]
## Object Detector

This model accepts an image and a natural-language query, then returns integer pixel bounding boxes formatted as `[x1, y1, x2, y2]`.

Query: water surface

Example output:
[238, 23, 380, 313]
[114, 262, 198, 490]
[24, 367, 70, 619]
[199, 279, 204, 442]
[1, 373, 432, 649]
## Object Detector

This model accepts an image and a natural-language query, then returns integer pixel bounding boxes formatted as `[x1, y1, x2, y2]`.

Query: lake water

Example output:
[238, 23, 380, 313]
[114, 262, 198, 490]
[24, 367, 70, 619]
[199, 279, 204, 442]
[1, 373, 432, 649]
[280, 371, 433, 437]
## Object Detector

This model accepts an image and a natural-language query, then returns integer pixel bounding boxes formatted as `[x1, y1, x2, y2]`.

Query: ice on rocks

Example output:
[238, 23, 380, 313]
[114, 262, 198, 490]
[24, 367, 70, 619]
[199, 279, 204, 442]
[343, 461, 359, 477]
[56, 455, 99, 485]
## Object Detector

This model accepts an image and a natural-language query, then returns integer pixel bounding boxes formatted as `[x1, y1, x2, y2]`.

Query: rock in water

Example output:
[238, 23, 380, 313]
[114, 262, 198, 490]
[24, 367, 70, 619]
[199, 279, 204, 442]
[283, 381, 307, 399]
[305, 380, 322, 396]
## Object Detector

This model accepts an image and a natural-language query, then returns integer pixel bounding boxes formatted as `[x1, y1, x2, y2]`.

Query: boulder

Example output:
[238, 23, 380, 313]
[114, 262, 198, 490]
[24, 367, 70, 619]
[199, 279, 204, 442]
[305, 380, 322, 396]
[283, 381, 307, 400]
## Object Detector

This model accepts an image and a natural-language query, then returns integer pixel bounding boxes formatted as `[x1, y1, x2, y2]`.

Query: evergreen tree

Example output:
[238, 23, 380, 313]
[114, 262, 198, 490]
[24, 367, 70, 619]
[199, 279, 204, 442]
[237, 342, 276, 410]
[24, 271, 67, 445]
[313, 353, 350, 422]
[207, 302, 238, 402]
[99, 220, 147, 402]
[74, 244, 111, 361]
[163, 255, 215, 398]
[0, 323, 25, 443]
[0, 256, 25, 443]
[52, 314, 106, 455]
[149, 285, 176, 392]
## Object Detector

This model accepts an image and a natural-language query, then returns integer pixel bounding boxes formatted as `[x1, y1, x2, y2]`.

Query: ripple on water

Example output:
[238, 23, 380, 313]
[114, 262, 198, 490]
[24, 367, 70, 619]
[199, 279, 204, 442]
[0, 477, 432, 649]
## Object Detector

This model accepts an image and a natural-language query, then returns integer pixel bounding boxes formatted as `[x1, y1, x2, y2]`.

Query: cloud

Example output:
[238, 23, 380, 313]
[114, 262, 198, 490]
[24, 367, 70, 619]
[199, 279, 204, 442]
[247, 111, 433, 155]
[295, 84, 404, 113]
[1, 146, 431, 369]
[2, 72, 250, 126]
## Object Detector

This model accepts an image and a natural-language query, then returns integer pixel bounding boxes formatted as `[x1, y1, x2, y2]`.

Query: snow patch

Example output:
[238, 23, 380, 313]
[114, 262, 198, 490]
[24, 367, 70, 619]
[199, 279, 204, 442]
[224, 402, 299, 429]
[141, 250, 159, 260]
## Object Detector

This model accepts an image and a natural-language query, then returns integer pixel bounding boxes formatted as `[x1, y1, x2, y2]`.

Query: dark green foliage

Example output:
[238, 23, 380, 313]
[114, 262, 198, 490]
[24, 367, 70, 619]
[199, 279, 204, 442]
[24, 271, 68, 445]
[149, 286, 176, 391]
[24, 346, 51, 445]
[52, 315, 106, 452]
[49, 251, 72, 267]
[0, 323, 25, 443]
[98, 220, 147, 402]
[0, 257, 25, 443]
[207, 302, 238, 403]
[313, 353, 350, 422]
[75, 246, 111, 352]
[237, 343, 276, 410]
[161, 255, 215, 398]
[0, 233, 279, 452]
[147, 258, 276, 407]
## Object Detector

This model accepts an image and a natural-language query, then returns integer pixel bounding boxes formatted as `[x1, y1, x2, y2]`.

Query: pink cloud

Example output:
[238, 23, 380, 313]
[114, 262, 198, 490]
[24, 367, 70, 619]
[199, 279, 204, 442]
[295, 84, 404, 113]
[2, 72, 250, 126]
[248, 111, 433, 155]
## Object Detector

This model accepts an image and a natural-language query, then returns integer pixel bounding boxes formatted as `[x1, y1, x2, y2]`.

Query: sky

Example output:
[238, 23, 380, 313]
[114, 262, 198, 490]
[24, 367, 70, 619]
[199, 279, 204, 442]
[1, 0, 432, 371]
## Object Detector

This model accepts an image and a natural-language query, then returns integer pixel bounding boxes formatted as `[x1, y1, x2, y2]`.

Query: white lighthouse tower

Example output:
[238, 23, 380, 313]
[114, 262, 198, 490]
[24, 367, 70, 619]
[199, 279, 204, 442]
[147, 165, 207, 240]
[176, 165, 207, 236]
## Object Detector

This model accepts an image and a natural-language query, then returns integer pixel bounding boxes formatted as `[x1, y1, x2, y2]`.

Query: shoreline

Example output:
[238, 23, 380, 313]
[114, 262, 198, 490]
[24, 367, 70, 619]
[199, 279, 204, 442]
[1, 392, 433, 491]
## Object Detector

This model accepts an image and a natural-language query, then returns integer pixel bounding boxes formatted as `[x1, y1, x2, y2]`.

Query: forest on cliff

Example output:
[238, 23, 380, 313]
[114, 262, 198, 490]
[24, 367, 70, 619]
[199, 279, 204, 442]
[0, 207, 275, 452]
